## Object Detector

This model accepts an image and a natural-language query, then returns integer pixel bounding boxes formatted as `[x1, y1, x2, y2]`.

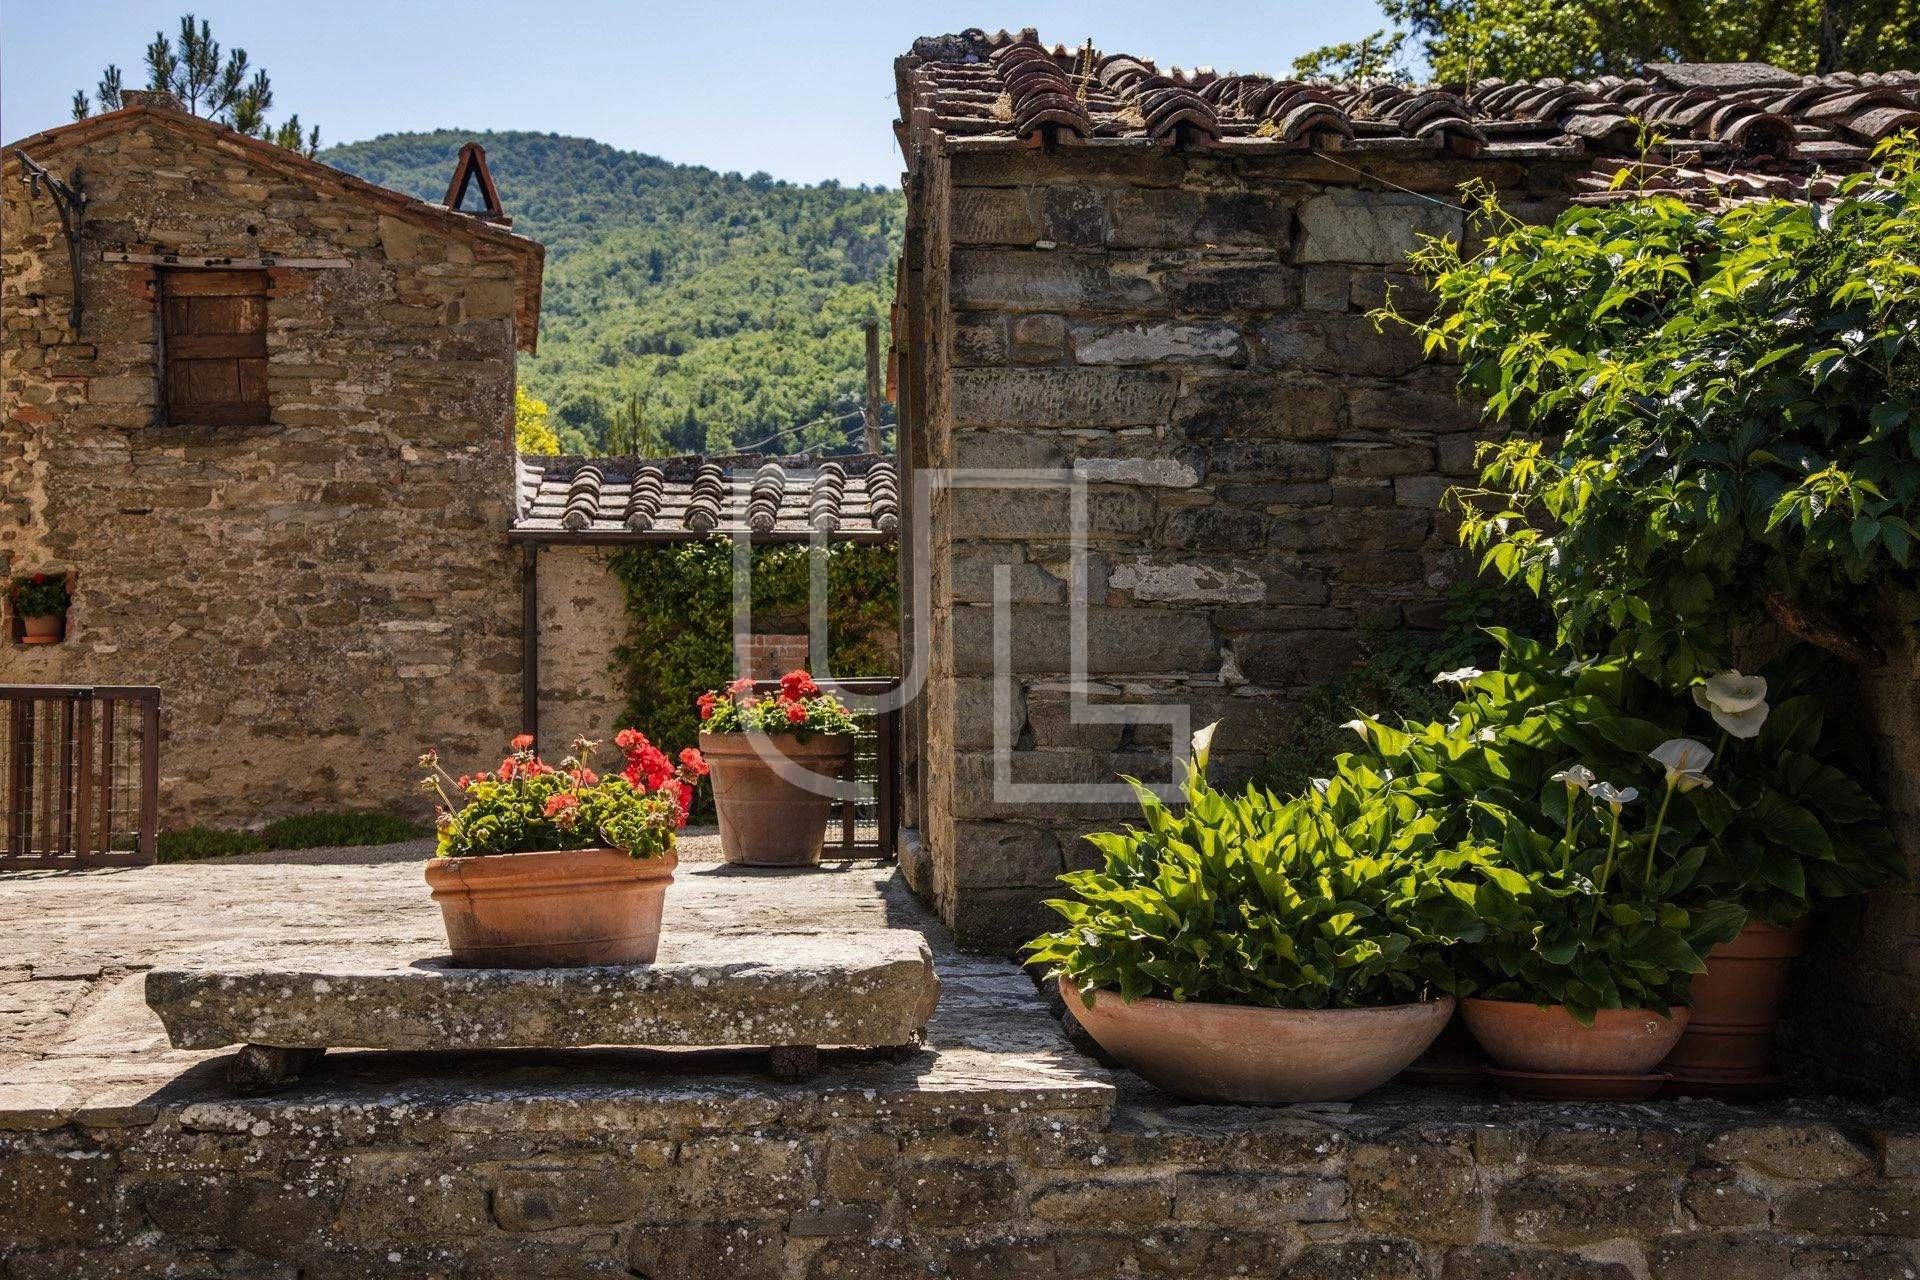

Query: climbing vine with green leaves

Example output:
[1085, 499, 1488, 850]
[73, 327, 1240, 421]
[1402, 136, 1920, 685]
[610, 540, 897, 809]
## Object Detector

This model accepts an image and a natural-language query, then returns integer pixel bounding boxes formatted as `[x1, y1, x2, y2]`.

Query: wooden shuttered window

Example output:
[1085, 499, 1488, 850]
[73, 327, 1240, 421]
[160, 269, 270, 426]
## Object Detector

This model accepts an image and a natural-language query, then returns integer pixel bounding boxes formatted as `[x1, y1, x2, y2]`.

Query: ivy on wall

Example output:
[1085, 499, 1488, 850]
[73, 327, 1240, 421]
[610, 540, 898, 770]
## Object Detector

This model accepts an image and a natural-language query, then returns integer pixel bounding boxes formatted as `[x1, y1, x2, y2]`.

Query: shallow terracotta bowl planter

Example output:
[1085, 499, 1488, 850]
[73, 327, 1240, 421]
[1064, 978, 1456, 1104]
[701, 731, 853, 867]
[1462, 997, 1690, 1075]
[1661, 919, 1807, 1086]
[424, 846, 676, 968]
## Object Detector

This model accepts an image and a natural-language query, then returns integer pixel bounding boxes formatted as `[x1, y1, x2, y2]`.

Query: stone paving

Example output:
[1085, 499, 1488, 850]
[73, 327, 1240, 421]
[0, 837, 1100, 1126]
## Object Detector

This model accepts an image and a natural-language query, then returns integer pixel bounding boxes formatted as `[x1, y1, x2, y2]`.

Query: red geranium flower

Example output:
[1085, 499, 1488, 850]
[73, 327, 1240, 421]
[542, 792, 578, 817]
[510, 733, 535, 751]
[784, 701, 807, 725]
[570, 766, 598, 786]
[679, 746, 709, 777]
[29, 573, 48, 586]
[696, 691, 717, 720]
[497, 758, 517, 781]
[778, 669, 819, 700]
[676, 782, 693, 828]
[614, 728, 647, 752]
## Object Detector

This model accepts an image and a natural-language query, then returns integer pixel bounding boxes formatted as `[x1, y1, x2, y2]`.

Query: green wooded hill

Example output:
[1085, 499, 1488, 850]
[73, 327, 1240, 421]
[322, 130, 903, 455]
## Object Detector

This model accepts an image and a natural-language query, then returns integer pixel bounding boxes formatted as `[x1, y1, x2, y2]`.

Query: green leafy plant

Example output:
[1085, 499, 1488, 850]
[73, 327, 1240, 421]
[7, 574, 70, 618]
[422, 731, 707, 860]
[1344, 633, 1896, 940]
[156, 825, 268, 863]
[611, 540, 894, 816]
[697, 669, 858, 738]
[259, 809, 430, 850]
[1402, 136, 1920, 683]
[1026, 729, 1493, 1010]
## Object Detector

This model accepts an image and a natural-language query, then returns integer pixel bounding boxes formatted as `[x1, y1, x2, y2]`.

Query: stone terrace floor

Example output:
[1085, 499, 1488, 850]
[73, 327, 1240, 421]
[0, 835, 1090, 1119]
[4, 841, 1919, 1278]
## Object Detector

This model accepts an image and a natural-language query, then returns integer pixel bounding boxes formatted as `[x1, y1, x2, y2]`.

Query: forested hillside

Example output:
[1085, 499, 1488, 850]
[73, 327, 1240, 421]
[323, 131, 903, 455]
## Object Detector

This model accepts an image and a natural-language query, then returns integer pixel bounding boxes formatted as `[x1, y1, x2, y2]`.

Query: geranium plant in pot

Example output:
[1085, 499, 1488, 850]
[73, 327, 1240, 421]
[1025, 725, 1489, 1105]
[697, 670, 857, 867]
[7, 573, 70, 644]
[419, 730, 707, 967]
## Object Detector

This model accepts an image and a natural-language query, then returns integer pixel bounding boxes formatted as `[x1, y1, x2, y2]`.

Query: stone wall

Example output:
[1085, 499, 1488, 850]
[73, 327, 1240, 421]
[4, 1086, 1917, 1278]
[900, 142, 1583, 948]
[0, 115, 530, 826]
[533, 544, 628, 751]
[1779, 629, 1920, 1095]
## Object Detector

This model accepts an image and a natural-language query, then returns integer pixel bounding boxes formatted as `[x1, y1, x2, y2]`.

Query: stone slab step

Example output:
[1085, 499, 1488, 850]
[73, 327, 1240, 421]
[145, 931, 941, 1058]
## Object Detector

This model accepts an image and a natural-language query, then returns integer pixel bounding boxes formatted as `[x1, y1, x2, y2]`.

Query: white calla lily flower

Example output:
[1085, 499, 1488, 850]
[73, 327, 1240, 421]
[1191, 721, 1219, 772]
[1693, 671, 1768, 714]
[1551, 764, 1597, 793]
[1341, 718, 1369, 738]
[1650, 738, 1714, 791]
[1589, 781, 1639, 811]
[1709, 701, 1769, 739]
[1433, 666, 1484, 686]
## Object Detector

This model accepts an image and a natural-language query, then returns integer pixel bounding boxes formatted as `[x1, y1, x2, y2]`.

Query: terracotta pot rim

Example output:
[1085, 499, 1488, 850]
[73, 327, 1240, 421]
[699, 731, 853, 750]
[428, 845, 675, 865]
[1072, 984, 1456, 1019]
[1462, 996, 1684, 1019]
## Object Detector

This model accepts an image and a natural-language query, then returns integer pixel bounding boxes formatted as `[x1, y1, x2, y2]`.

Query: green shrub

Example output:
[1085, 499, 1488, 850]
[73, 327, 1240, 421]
[157, 809, 431, 862]
[259, 809, 430, 850]
[1404, 137, 1920, 682]
[1025, 734, 1493, 1010]
[156, 827, 268, 863]
[613, 540, 896, 818]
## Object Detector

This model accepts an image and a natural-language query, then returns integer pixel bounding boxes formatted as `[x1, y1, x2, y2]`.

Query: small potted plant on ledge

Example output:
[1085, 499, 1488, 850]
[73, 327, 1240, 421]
[8, 572, 70, 644]
[698, 670, 857, 867]
[1024, 725, 1483, 1105]
[419, 731, 707, 967]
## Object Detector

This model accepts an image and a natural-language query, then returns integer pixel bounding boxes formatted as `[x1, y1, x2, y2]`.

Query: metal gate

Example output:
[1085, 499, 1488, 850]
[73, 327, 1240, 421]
[747, 676, 899, 858]
[0, 685, 160, 869]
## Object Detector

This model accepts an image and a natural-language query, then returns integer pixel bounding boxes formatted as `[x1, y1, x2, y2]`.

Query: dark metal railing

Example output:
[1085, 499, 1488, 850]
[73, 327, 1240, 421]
[0, 685, 160, 869]
[746, 676, 900, 859]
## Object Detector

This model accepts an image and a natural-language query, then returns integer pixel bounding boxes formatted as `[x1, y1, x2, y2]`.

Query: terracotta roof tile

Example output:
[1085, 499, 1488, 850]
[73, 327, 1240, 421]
[896, 30, 1917, 184]
[513, 454, 899, 543]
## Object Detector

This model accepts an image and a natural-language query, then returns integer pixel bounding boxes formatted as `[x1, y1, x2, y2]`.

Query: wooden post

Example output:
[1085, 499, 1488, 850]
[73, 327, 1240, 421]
[138, 691, 160, 861]
[862, 322, 883, 455]
[520, 543, 540, 744]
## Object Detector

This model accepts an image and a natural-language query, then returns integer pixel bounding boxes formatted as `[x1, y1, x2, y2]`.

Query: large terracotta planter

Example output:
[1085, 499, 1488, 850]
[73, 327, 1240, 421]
[701, 731, 853, 866]
[1065, 978, 1455, 1104]
[1662, 920, 1807, 1088]
[424, 846, 676, 968]
[19, 613, 62, 644]
[1463, 997, 1689, 1075]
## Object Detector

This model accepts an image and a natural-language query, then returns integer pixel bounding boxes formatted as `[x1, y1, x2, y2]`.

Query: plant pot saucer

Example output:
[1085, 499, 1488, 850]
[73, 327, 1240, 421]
[1487, 1068, 1669, 1102]
[18, 634, 59, 645]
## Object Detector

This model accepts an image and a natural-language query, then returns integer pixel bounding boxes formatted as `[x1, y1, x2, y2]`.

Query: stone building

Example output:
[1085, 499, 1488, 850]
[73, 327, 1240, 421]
[886, 23, 1920, 1094]
[1, 93, 545, 824]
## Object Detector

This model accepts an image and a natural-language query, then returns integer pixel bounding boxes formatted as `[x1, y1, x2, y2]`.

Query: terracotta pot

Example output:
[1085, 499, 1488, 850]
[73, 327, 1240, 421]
[424, 846, 675, 968]
[19, 613, 62, 645]
[1463, 997, 1690, 1075]
[701, 731, 853, 866]
[1662, 919, 1808, 1085]
[1065, 978, 1455, 1104]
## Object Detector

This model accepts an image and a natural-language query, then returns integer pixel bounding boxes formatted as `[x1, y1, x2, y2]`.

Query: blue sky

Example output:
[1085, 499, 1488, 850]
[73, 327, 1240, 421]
[3, 1, 1398, 186]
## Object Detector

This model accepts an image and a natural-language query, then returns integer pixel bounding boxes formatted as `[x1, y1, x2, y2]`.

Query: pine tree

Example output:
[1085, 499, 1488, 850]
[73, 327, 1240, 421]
[69, 13, 319, 151]
[607, 390, 666, 457]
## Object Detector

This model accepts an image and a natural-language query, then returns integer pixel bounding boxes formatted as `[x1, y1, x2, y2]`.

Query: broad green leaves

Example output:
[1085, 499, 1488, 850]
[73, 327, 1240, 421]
[1410, 141, 1920, 683]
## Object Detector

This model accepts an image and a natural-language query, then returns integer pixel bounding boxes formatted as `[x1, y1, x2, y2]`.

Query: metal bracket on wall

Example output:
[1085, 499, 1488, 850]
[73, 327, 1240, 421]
[15, 152, 89, 332]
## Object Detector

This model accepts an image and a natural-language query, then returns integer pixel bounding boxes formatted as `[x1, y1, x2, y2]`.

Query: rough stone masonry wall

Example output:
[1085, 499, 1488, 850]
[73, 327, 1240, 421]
[1778, 623, 1920, 1095]
[907, 144, 1583, 948]
[534, 544, 629, 752]
[4, 1089, 1918, 1278]
[0, 119, 524, 825]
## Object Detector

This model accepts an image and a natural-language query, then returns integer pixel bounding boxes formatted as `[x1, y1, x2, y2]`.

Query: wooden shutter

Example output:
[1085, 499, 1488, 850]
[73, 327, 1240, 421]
[161, 269, 270, 426]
